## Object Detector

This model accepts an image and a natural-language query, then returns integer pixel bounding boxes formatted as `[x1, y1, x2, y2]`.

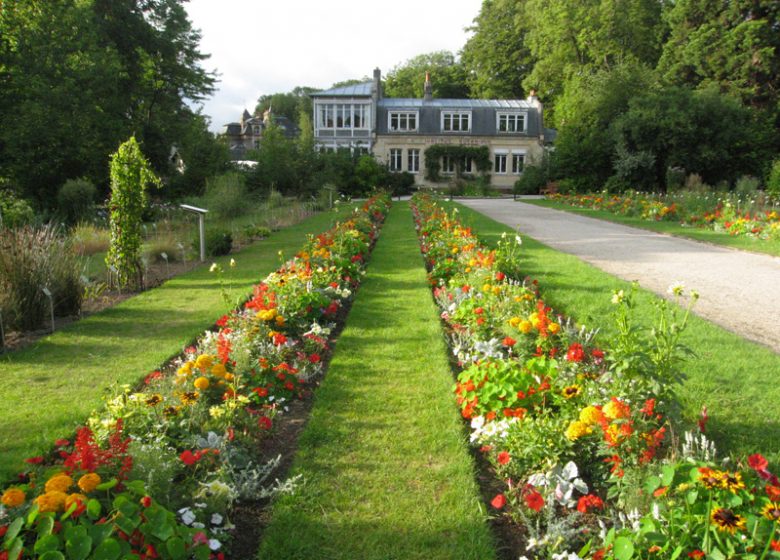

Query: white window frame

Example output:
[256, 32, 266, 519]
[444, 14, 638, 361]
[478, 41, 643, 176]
[389, 148, 403, 171]
[496, 112, 527, 133]
[494, 150, 508, 174]
[388, 111, 419, 132]
[316, 101, 371, 131]
[511, 151, 526, 174]
[408, 149, 420, 174]
[441, 111, 472, 133]
[441, 155, 456, 174]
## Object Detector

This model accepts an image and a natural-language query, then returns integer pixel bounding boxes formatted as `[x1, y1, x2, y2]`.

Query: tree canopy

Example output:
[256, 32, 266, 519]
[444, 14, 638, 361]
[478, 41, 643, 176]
[384, 51, 469, 99]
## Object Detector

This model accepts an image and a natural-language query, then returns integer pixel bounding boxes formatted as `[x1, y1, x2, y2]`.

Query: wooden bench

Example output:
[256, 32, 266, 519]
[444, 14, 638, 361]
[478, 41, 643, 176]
[539, 182, 558, 196]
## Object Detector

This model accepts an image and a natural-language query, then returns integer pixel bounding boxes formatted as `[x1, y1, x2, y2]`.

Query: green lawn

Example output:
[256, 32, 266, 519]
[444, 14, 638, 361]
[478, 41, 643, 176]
[449, 201, 780, 465]
[0, 208, 349, 480]
[526, 198, 780, 257]
[258, 203, 497, 560]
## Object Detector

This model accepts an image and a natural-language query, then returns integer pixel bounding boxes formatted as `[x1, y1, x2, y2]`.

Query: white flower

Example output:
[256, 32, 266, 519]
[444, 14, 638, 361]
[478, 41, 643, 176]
[229, 258, 236, 268]
[611, 290, 625, 305]
[192, 522, 205, 529]
[515, 235, 522, 246]
[667, 281, 685, 296]
[209, 263, 218, 273]
[470, 416, 485, 431]
[211, 513, 223, 525]
[208, 539, 222, 551]
[178, 508, 196, 525]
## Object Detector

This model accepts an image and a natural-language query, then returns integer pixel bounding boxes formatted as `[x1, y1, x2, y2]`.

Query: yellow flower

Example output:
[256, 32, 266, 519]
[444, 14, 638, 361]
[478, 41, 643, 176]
[211, 363, 227, 378]
[508, 317, 521, 328]
[275, 315, 286, 327]
[36, 491, 67, 513]
[529, 313, 540, 328]
[257, 308, 277, 321]
[562, 385, 581, 399]
[77, 473, 102, 493]
[195, 354, 214, 371]
[1, 488, 25, 508]
[177, 361, 194, 378]
[45, 474, 74, 493]
[603, 398, 630, 420]
[194, 376, 210, 391]
[565, 420, 592, 441]
[579, 406, 603, 426]
[761, 502, 780, 522]
[518, 320, 533, 334]
[451, 246, 459, 254]
[548, 322, 560, 334]
[181, 391, 200, 406]
[145, 394, 163, 407]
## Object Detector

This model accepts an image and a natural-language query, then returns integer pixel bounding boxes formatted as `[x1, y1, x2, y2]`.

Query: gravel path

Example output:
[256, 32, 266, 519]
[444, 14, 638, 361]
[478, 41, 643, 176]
[459, 198, 780, 353]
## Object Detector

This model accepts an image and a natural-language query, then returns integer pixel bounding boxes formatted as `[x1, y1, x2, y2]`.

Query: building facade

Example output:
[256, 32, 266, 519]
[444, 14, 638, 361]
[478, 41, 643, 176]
[311, 68, 552, 189]
[222, 109, 300, 160]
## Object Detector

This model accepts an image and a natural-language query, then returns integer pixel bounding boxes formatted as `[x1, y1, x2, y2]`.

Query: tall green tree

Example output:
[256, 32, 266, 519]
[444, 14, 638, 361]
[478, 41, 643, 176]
[384, 51, 469, 98]
[460, 0, 534, 99]
[657, 0, 780, 112]
[255, 86, 319, 123]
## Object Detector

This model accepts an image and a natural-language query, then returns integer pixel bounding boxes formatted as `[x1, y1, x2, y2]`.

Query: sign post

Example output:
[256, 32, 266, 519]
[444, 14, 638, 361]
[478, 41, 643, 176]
[179, 204, 209, 262]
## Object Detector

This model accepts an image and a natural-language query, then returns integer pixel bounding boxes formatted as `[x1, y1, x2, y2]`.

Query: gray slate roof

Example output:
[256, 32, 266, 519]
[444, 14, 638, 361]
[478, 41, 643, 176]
[379, 98, 533, 109]
[313, 82, 374, 97]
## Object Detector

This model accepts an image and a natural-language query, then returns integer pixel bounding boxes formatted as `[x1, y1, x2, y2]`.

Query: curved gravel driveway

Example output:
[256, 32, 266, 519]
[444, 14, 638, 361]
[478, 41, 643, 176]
[459, 198, 780, 353]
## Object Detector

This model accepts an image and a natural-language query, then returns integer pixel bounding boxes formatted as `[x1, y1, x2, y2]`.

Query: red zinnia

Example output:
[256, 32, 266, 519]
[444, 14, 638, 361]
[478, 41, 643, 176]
[497, 451, 511, 465]
[140, 496, 152, 508]
[523, 488, 544, 512]
[688, 551, 705, 559]
[770, 541, 780, 552]
[258, 416, 272, 430]
[766, 485, 780, 502]
[309, 353, 321, 363]
[491, 494, 506, 509]
[179, 450, 197, 466]
[749, 454, 769, 471]
[566, 343, 585, 363]
[502, 337, 516, 347]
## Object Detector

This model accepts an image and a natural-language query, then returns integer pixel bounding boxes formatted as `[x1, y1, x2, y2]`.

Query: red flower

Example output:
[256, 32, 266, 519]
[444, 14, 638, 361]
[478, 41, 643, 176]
[479, 445, 492, 453]
[140, 496, 152, 508]
[258, 416, 272, 430]
[0, 526, 7, 538]
[193, 532, 209, 546]
[309, 353, 321, 363]
[215, 314, 229, 327]
[698, 405, 708, 433]
[180, 450, 198, 466]
[474, 307, 484, 315]
[523, 487, 544, 512]
[144, 370, 163, 385]
[253, 387, 269, 398]
[24, 456, 44, 465]
[770, 541, 780, 552]
[640, 398, 656, 416]
[766, 485, 780, 502]
[688, 551, 705, 559]
[54, 439, 70, 447]
[749, 454, 769, 471]
[502, 337, 516, 347]
[491, 494, 506, 509]
[566, 343, 585, 363]
[577, 494, 604, 513]
[497, 451, 511, 465]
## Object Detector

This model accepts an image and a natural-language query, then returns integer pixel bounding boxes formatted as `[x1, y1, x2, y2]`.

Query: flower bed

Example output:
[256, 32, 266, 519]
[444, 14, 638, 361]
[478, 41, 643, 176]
[549, 192, 780, 241]
[411, 193, 780, 560]
[0, 194, 391, 560]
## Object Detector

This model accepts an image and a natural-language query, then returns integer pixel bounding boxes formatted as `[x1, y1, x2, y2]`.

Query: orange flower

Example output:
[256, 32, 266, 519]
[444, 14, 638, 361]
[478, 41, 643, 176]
[77, 473, 102, 493]
[1, 488, 25, 508]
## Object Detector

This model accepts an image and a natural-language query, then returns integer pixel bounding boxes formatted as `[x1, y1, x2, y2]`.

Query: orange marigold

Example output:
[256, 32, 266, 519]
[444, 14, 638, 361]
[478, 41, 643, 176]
[1, 488, 25, 508]
[36, 491, 68, 513]
[77, 473, 102, 493]
[44, 474, 74, 493]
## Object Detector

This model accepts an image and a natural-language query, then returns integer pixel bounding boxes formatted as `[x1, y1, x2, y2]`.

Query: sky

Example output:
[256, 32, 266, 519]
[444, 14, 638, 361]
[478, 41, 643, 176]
[184, 0, 484, 131]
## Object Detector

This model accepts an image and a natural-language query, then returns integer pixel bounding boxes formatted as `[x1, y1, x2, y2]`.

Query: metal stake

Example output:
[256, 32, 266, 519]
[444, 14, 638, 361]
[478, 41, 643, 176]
[42, 287, 54, 333]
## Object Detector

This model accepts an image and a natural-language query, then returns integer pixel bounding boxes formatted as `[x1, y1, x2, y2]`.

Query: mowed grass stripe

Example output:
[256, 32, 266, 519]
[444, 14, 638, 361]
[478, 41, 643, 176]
[450, 201, 780, 464]
[0, 208, 349, 479]
[258, 203, 496, 560]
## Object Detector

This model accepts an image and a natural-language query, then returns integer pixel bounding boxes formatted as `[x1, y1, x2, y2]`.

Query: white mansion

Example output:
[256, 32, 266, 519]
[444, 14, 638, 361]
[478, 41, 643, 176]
[311, 68, 554, 189]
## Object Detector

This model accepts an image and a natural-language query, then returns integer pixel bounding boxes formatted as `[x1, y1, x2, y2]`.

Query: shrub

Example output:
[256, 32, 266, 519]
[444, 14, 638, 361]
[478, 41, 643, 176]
[767, 158, 780, 198]
[202, 172, 250, 218]
[70, 223, 110, 256]
[144, 234, 184, 263]
[266, 187, 286, 209]
[514, 165, 548, 195]
[734, 175, 760, 196]
[57, 178, 96, 225]
[386, 171, 416, 196]
[0, 224, 82, 330]
[200, 228, 232, 256]
[0, 189, 35, 228]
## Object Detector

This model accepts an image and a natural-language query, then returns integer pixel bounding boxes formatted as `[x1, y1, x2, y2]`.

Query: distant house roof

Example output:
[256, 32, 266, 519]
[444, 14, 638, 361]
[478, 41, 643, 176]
[378, 98, 534, 109]
[312, 81, 374, 97]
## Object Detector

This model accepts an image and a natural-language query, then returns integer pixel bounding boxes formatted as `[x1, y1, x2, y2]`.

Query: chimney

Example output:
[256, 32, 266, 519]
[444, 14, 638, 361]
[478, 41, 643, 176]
[424, 72, 433, 102]
[372, 67, 382, 102]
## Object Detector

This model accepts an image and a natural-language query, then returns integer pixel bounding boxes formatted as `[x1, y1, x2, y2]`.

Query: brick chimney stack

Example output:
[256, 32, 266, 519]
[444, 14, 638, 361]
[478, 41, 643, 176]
[372, 68, 382, 102]
[424, 72, 433, 101]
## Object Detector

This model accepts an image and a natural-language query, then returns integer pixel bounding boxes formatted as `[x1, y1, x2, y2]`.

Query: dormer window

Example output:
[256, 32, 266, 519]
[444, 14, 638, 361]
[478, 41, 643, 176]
[388, 111, 418, 132]
[442, 111, 471, 132]
[252, 125, 261, 135]
[497, 112, 527, 133]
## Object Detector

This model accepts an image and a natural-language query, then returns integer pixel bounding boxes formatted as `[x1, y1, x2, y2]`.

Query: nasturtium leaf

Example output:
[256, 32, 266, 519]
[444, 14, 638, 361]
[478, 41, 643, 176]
[61, 501, 78, 521]
[7, 537, 23, 560]
[709, 547, 726, 560]
[613, 536, 634, 560]
[644, 475, 661, 494]
[37, 514, 55, 536]
[4, 517, 24, 544]
[65, 532, 92, 560]
[686, 490, 699, 505]
[661, 465, 676, 486]
[26, 503, 40, 527]
[124, 480, 146, 496]
[166, 536, 186, 560]
[34, 533, 61, 554]
[38, 551, 66, 560]
[89, 523, 113, 547]
[96, 478, 118, 491]
[92, 537, 122, 560]
[670, 546, 683, 560]
[87, 499, 102, 520]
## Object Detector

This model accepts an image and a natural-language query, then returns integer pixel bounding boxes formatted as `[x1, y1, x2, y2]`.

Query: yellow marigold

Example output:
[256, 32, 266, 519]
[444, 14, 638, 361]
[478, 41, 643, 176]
[224, 373, 235, 382]
[77, 473, 102, 493]
[45, 474, 74, 493]
[64, 493, 87, 510]
[176, 362, 194, 378]
[211, 363, 227, 377]
[275, 315, 286, 327]
[482, 283, 491, 293]
[257, 309, 276, 321]
[565, 420, 592, 441]
[451, 246, 459, 254]
[1, 488, 25, 508]
[518, 320, 533, 334]
[548, 322, 561, 334]
[36, 491, 67, 513]
[492, 286, 502, 295]
[529, 313, 540, 328]
[603, 398, 631, 420]
[508, 317, 521, 328]
[194, 377, 210, 391]
[579, 406, 604, 426]
[195, 354, 214, 371]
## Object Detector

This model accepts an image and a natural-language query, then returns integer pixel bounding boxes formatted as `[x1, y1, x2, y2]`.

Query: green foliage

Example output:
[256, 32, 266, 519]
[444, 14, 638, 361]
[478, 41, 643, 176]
[767, 158, 780, 198]
[386, 171, 417, 196]
[106, 137, 162, 289]
[384, 51, 469, 98]
[201, 172, 251, 218]
[514, 164, 549, 195]
[201, 229, 233, 257]
[424, 145, 491, 182]
[0, 189, 35, 228]
[0, 224, 82, 330]
[57, 178, 97, 226]
[255, 86, 320, 123]
[460, 0, 533, 98]
[611, 87, 775, 190]
[245, 124, 300, 195]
